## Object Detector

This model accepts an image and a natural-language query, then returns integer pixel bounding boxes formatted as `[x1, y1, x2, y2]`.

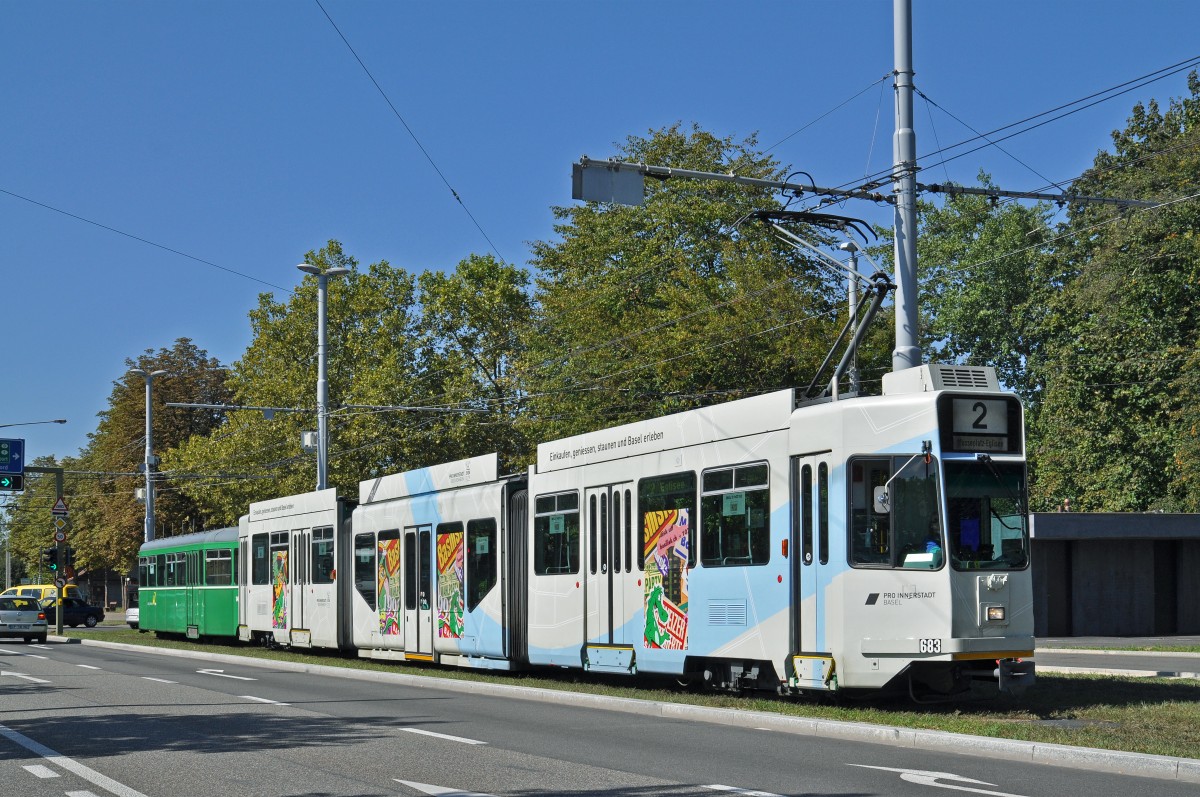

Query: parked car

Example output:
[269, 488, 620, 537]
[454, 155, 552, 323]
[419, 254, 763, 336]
[0, 595, 48, 643]
[1, 584, 82, 602]
[41, 596, 105, 628]
[126, 606, 139, 630]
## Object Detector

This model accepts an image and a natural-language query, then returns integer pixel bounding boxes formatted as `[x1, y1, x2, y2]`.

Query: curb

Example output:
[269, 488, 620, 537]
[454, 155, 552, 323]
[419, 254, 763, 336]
[59, 636, 1200, 785]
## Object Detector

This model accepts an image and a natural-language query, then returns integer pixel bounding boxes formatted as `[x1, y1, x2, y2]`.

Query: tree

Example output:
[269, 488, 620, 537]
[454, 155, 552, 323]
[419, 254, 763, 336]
[521, 123, 864, 444]
[80, 339, 232, 569]
[913, 175, 1056, 403]
[414, 254, 533, 471]
[1030, 73, 1200, 511]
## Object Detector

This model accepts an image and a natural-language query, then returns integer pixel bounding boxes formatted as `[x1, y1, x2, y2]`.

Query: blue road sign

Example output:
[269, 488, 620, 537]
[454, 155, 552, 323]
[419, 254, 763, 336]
[0, 438, 24, 474]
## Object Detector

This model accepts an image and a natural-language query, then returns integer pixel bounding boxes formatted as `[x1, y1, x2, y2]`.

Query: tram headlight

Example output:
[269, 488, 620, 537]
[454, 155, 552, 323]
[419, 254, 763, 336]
[986, 605, 1006, 622]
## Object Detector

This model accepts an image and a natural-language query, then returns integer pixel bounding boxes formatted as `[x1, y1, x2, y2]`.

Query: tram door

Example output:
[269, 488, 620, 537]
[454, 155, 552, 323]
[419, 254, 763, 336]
[186, 550, 201, 633]
[791, 455, 831, 655]
[290, 529, 309, 635]
[403, 525, 433, 656]
[584, 482, 636, 646]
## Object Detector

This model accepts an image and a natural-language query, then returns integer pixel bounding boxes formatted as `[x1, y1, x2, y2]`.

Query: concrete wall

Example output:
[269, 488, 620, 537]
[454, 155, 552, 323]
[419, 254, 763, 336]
[1030, 514, 1200, 637]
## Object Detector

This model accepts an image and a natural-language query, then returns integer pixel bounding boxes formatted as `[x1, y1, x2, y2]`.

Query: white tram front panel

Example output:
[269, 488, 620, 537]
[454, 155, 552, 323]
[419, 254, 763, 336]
[529, 389, 796, 681]
[238, 488, 345, 649]
[791, 364, 1034, 695]
[352, 454, 515, 668]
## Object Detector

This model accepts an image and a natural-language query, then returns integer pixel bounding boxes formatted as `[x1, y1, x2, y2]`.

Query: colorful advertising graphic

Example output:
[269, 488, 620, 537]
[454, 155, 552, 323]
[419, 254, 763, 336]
[437, 530, 465, 638]
[271, 551, 288, 629]
[643, 508, 689, 649]
[378, 537, 401, 636]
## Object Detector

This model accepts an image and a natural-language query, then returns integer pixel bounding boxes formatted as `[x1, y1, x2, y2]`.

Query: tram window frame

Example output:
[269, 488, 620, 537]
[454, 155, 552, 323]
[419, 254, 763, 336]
[205, 549, 234, 586]
[270, 531, 289, 585]
[164, 552, 185, 587]
[818, 463, 829, 565]
[311, 526, 335, 584]
[466, 518, 497, 610]
[354, 532, 377, 608]
[533, 491, 580, 576]
[251, 533, 269, 584]
[700, 463, 770, 567]
[638, 471, 696, 571]
[848, 455, 943, 570]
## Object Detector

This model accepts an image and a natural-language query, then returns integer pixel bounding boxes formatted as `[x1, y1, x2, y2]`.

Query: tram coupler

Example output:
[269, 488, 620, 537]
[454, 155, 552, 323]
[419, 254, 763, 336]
[996, 657, 1035, 696]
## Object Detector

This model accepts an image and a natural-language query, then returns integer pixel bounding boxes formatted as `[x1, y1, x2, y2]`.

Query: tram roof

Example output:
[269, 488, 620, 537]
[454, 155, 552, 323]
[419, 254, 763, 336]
[139, 526, 238, 553]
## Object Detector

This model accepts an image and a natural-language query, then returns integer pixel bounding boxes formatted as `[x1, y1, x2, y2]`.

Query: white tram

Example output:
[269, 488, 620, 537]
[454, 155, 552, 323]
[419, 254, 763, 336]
[237, 362, 1034, 697]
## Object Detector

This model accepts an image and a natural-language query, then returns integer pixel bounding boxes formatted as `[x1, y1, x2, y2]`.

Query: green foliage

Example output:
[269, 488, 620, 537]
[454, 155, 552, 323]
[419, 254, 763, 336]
[1032, 74, 1200, 511]
[167, 242, 534, 525]
[521, 123, 858, 443]
[914, 175, 1056, 402]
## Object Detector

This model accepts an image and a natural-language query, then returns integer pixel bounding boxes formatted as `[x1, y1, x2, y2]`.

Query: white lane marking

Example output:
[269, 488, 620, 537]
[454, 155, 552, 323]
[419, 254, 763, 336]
[141, 677, 176, 684]
[705, 785, 784, 797]
[849, 765, 1029, 797]
[241, 695, 290, 706]
[1, 671, 51, 684]
[196, 668, 256, 681]
[76, 664, 102, 670]
[395, 780, 496, 796]
[401, 727, 488, 745]
[67, 792, 104, 797]
[0, 647, 48, 658]
[23, 763, 59, 778]
[0, 723, 150, 797]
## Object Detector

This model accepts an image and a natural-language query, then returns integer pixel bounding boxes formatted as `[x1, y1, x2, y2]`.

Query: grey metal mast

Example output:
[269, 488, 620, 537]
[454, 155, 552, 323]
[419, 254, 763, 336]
[892, 0, 920, 371]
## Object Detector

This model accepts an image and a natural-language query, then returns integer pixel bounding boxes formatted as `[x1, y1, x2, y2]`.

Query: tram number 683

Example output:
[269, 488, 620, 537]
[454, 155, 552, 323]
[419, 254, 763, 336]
[918, 638, 942, 654]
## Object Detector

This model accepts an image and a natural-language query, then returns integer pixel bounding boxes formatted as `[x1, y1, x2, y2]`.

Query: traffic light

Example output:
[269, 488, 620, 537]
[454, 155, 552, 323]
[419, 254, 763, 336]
[42, 547, 58, 571]
[63, 547, 75, 568]
[0, 474, 23, 490]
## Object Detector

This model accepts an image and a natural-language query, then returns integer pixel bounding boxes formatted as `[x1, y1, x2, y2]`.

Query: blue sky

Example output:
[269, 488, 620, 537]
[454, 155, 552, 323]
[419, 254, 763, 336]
[3, 0, 1198, 465]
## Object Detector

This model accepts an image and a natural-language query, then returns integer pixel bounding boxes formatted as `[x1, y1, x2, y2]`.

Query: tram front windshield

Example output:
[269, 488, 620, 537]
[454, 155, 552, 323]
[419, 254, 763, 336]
[943, 461, 1029, 570]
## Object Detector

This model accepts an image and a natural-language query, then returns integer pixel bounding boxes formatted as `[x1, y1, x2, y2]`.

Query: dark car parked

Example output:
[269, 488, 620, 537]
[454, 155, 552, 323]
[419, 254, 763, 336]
[41, 596, 105, 628]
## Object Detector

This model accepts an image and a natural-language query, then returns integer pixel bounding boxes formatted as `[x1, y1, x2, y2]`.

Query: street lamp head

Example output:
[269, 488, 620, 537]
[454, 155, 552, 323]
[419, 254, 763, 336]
[129, 368, 146, 378]
[297, 264, 350, 279]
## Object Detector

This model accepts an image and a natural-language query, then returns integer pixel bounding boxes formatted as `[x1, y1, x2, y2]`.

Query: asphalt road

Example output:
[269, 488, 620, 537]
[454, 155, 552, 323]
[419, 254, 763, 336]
[0, 638, 1197, 797]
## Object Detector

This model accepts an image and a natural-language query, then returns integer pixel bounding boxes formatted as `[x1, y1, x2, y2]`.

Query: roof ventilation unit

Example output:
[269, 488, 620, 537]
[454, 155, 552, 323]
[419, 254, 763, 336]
[882, 364, 1000, 395]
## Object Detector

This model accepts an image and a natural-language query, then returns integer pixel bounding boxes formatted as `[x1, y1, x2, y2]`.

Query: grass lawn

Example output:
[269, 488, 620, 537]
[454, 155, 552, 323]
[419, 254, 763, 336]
[69, 629, 1200, 760]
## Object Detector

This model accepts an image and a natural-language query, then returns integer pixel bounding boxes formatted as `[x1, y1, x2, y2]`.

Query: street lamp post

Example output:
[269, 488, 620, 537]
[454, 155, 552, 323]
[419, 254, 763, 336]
[296, 263, 349, 491]
[0, 419, 67, 429]
[129, 368, 167, 543]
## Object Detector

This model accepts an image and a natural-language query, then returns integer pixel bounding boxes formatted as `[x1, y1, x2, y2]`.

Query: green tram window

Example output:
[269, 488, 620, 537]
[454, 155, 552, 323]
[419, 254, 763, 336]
[205, 549, 234, 586]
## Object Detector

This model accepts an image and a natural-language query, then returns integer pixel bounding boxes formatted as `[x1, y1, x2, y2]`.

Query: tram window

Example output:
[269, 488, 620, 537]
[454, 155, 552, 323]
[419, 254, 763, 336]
[589, 495, 598, 575]
[251, 533, 270, 585]
[165, 553, 184, 587]
[848, 455, 941, 570]
[534, 492, 580, 575]
[700, 463, 770, 567]
[612, 490, 621, 574]
[270, 531, 289, 585]
[944, 461, 1030, 571]
[801, 465, 814, 565]
[818, 463, 829, 565]
[311, 527, 335, 584]
[623, 488, 633, 574]
[639, 471, 696, 578]
[404, 532, 418, 610]
[353, 532, 377, 608]
[467, 518, 497, 610]
[205, 549, 233, 585]
[155, 554, 166, 587]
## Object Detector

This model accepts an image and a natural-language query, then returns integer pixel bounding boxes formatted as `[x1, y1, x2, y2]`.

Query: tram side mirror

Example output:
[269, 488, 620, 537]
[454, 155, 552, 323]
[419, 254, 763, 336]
[873, 486, 890, 514]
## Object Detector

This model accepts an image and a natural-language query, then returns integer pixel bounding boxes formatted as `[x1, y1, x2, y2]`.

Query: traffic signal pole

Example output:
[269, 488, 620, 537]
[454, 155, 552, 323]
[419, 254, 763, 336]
[26, 465, 65, 635]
